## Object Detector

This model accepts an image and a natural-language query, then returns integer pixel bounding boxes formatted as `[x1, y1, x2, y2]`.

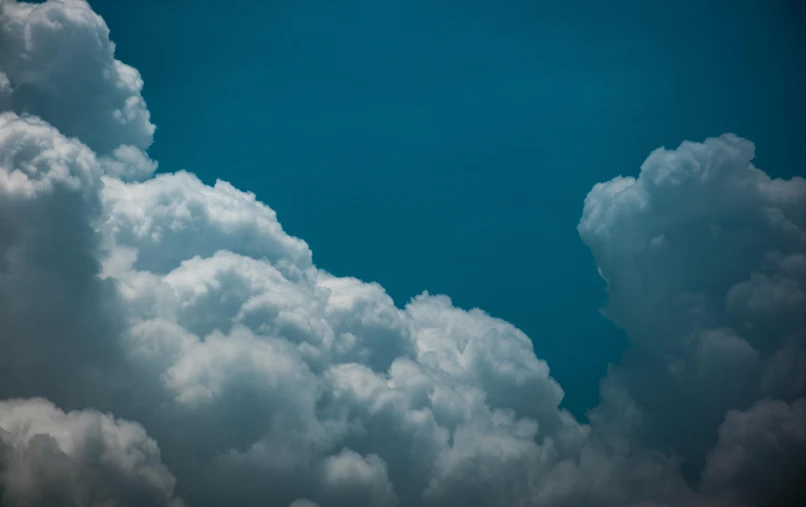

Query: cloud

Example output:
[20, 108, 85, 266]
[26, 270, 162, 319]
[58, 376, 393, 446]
[0, 1, 804, 506]
[700, 398, 806, 506]
[0, 111, 134, 411]
[0, 0, 154, 155]
[579, 133, 806, 478]
[319, 449, 399, 507]
[100, 172, 312, 275]
[0, 398, 182, 507]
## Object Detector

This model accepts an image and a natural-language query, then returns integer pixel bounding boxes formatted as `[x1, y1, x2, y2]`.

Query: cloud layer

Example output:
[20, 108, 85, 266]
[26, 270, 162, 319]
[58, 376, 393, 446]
[1, 1, 804, 506]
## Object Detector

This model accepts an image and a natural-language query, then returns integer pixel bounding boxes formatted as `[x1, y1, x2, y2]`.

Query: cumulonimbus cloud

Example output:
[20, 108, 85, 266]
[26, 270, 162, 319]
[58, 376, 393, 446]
[0, 1, 803, 506]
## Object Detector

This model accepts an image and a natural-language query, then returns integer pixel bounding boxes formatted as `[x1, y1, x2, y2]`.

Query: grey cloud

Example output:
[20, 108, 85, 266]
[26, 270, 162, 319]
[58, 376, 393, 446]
[0, 112, 132, 411]
[701, 398, 806, 506]
[0, 398, 182, 507]
[288, 501, 321, 507]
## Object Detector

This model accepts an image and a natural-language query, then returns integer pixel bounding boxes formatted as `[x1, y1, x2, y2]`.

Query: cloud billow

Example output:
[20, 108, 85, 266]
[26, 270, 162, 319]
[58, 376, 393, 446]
[0, 1, 803, 506]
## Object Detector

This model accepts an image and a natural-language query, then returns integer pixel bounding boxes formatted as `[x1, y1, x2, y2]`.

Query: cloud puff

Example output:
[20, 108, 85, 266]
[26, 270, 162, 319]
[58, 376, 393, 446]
[319, 449, 399, 507]
[1, 1, 804, 506]
[0, 0, 154, 155]
[100, 172, 313, 275]
[579, 133, 806, 479]
[0, 398, 182, 507]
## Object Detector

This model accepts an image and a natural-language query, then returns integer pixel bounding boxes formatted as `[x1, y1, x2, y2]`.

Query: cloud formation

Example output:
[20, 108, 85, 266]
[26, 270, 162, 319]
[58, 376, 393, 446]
[579, 134, 806, 480]
[701, 398, 806, 506]
[0, 0, 154, 155]
[0, 1, 803, 506]
[0, 398, 182, 507]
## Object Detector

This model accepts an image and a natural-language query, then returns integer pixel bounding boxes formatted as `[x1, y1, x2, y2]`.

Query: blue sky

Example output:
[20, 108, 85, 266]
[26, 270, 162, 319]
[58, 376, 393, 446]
[85, 0, 805, 418]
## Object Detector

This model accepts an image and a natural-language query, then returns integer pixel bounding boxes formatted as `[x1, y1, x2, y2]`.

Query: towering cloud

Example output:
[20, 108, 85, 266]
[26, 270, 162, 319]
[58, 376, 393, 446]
[579, 133, 806, 482]
[0, 1, 803, 506]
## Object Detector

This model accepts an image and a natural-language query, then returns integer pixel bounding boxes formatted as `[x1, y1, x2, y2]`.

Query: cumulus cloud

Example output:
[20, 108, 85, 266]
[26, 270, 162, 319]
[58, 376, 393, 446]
[100, 172, 312, 275]
[579, 133, 806, 480]
[0, 1, 804, 506]
[0, 398, 182, 507]
[319, 449, 398, 507]
[0, 0, 154, 154]
[0, 111, 133, 411]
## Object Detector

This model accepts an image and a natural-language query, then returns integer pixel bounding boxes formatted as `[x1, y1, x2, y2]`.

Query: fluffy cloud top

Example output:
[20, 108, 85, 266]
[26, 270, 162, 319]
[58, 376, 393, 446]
[0, 0, 154, 155]
[0, 1, 803, 506]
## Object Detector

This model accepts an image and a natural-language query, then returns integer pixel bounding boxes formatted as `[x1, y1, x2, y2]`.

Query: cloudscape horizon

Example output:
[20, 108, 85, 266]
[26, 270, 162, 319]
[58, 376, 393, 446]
[0, 1, 805, 506]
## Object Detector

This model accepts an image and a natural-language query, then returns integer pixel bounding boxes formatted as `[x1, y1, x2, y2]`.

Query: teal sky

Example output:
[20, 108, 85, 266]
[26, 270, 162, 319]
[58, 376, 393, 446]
[88, 0, 805, 418]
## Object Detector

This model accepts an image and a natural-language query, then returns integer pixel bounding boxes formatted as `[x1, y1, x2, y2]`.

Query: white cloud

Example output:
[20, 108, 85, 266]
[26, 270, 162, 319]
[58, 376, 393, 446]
[101, 144, 159, 181]
[320, 449, 399, 507]
[101, 172, 312, 275]
[0, 0, 154, 154]
[0, 71, 11, 110]
[407, 293, 566, 428]
[0, 112, 100, 198]
[1, 1, 804, 506]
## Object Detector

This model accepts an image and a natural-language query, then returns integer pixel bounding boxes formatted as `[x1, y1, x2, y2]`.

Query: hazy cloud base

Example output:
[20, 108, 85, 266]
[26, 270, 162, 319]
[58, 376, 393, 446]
[0, 1, 804, 506]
